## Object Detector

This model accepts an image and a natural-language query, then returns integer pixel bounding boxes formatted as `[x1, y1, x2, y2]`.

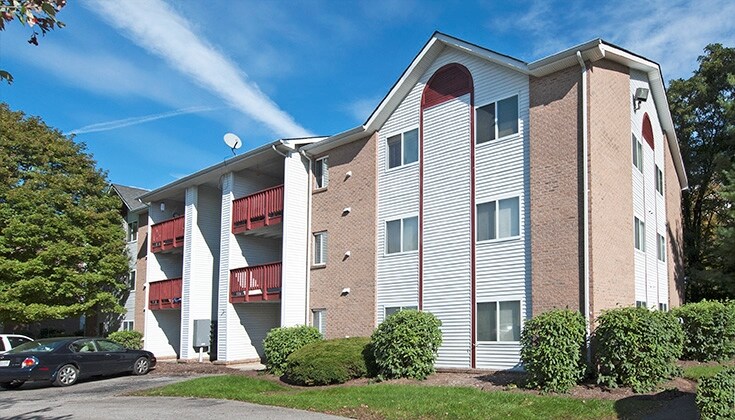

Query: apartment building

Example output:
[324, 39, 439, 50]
[137, 32, 686, 370]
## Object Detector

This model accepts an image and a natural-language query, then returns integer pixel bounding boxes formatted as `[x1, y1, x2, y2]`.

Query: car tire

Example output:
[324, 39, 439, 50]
[132, 357, 150, 375]
[0, 380, 25, 390]
[54, 364, 79, 387]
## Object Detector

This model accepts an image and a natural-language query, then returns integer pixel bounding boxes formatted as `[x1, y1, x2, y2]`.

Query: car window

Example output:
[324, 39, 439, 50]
[0, 340, 5, 352]
[70, 340, 97, 353]
[95, 340, 125, 352]
[7, 339, 65, 353]
[8, 336, 31, 348]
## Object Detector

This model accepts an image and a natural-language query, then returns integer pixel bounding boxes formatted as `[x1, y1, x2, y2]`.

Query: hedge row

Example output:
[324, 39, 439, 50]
[696, 367, 735, 419]
[672, 300, 735, 362]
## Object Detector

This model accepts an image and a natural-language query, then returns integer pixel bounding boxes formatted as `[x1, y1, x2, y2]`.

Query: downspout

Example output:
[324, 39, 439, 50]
[300, 149, 313, 326]
[576, 51, 591, 363]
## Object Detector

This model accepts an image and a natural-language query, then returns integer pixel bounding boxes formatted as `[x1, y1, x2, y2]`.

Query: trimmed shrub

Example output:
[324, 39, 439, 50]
[593, 307, 683, 392]
[696, 367, 735, 419]
[672, 300, 735, 361]
[285, 337, 376, 385]
[263, 325, 322, 375]
[107, 330, 143, 349]
[520, 309, 587, 393]
[371, 309, 442, 380]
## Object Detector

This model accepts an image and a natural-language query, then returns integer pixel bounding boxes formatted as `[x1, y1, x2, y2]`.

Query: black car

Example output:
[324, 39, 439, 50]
[0, 337, 156, 389]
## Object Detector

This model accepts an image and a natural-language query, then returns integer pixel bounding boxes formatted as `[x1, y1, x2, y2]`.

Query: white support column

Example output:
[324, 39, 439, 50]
[217, 172, 233, 361]
[179, 186, 198, 360]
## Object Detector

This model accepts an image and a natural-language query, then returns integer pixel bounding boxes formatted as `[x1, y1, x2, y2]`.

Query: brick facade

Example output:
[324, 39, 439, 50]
[529, 65, 583, 316]
[664, 136, 685, 307]
[309, 133, 377, 338]
[135, 211, 148, 334]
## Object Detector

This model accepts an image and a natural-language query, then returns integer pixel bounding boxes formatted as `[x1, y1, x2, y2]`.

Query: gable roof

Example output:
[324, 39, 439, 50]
[303, 32, 687, 190]
[110, 184, 149, 212]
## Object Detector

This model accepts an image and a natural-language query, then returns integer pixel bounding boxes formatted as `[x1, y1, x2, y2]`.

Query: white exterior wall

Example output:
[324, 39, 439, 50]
[122, 212, 138, 327]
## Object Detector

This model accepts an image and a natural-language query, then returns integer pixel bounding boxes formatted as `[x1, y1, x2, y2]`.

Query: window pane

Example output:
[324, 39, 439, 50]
[403, 129, 418, 164]
[498, 198, 520, 238]
[477, 202, 496, 241]
[314, 159, 323, 187]
[312, 310, 326, 335]
[402, 216, 418, 252]
[387, 135, 401, 169]
[477, 302, 497, 341]
[314, 233, 327, 264]
[386, 220, 401, 254]
[640, 220, 646, 252]
[476, 103, 495, 144]
[316, 158, 328, 188]
[497, 96, 519, 137]
[385, 307, 399, 318]
[634, 218, 641, 250]
[499, 301, 521, 341]
[636, 142, 643, 171]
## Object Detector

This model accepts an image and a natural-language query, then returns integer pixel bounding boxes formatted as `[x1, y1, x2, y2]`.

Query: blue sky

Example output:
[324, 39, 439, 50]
[1, 0, 733, 191]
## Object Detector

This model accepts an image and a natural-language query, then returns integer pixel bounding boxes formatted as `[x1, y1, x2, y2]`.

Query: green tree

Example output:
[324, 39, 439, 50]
[0, 103, 129, 333]
[668, 44, 735, 301]
[711, 166, 735, 296]
[0, 0, 66, 84]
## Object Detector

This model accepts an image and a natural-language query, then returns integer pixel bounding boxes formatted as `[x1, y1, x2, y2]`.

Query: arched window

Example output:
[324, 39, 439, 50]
[421, 63, 473, 109]
[642, 113, 654, 150]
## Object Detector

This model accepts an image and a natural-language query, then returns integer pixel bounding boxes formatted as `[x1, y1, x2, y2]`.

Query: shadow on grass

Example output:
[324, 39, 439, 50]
[614, 389, 697, 420]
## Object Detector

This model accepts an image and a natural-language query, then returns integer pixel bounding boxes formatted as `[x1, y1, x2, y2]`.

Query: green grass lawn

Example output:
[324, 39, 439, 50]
[681, 362, 732, 381]
[136, 375, 658, 420]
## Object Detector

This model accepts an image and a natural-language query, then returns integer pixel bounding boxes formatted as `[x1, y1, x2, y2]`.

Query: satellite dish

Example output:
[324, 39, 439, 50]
[223, 133, 242, 156]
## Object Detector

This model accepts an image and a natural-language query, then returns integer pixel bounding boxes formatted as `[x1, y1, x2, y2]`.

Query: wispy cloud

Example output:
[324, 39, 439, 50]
[344, 96, 382, 123]
[66, 106, 218, 135]
[83, 0, 313, 138]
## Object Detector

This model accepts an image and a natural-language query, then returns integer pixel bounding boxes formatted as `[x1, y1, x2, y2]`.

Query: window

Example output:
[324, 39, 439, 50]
[477, 197, 520, 241]
[315, 157, 329, 189]
[384, 305, 417, 319]
[632, 135, 643, 172]
[312, 309, 326, 335]
[476, 95, 519, 144]
[127, 221, 138, 242]
[385, 216, 418, 254]
[658, 303, 668, 311]
[656, 165, 664, 195]
[477, 301, 521, 342]
[387, 128, 418, 169]
[313, 232, 327, 266]
[128, 270, 136, 291]
[657, 234, 666, 262]
[634, 217, 646, 251]
[7, 336, 31, 349]
[96, 339, 125, 352]
[122, 321, 134, 331]
[636, 301, 647, 308]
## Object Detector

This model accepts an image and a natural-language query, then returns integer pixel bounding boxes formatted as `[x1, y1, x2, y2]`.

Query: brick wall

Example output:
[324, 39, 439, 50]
[309, 133, 377, 338]
[664, 136, 685, 307]
[587, 59, 635, 317]
[135, 211, 148, 335]
[529, 65, 583, 315]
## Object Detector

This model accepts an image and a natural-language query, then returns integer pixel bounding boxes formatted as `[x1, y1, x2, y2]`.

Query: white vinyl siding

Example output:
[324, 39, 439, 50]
[315, 157, 329, 189]
[313, 231, 327, 265]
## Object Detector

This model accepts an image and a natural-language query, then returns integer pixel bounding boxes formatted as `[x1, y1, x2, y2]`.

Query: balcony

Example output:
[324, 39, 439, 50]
[232, 185, 283, 234]
[148, 278, 182, 310]
[230, 262, 282, 303]
[150, 215, 185, 253]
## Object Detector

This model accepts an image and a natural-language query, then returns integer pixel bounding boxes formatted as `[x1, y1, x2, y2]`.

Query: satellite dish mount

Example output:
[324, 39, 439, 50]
[223, 133, 242, 156]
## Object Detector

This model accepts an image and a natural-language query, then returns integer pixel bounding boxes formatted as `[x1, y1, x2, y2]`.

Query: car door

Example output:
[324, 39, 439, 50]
[69, 339, 106, 376]
[93, 339, 129, 373]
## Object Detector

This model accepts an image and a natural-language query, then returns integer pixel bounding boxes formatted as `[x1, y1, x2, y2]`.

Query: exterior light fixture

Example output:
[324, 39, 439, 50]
[634, 87, 649, 110]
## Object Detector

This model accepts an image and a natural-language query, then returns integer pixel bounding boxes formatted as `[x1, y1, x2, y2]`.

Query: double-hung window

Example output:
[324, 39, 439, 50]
[384, 305, 417, 319]
[634, 217, 646, 251]
[655, 165, 663, 195]
[315, 157, 329, 189]
[128, 270, 136, 291]
[387, 128, 418, 169]
[313, 231, 327, 266]
[122, 321, 134, 331]
[632, 135, 643, 172]
[476, 95, 519, 144]
[312, 309, 326, 335]
[385, 216, 418, 254]
[128, 221, 138, 242]
[657, 234, 666, 261]
[477, 197, 520, 241]
[477, 301, 521, 342]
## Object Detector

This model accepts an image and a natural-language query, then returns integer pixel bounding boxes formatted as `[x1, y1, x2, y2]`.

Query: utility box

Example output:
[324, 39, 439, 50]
[193, 319, 210, 349]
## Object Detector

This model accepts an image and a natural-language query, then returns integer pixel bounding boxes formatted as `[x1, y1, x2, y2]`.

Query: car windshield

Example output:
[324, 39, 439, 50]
[6, 338, 67, 354]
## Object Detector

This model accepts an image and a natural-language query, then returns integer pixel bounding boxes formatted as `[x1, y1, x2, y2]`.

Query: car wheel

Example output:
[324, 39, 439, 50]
[132, 357, 150, 375]
[0, 380, 25, 390]
[54, 364, 79, 387]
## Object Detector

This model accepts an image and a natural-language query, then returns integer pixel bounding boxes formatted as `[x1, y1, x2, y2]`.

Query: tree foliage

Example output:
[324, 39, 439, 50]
[0, 103, 129, 326]
[668, 43, 735, 301]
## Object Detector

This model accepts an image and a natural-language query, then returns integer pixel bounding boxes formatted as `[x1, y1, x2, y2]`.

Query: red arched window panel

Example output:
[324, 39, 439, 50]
[642, 113, 654, 150]
[421, 63, 473, 109]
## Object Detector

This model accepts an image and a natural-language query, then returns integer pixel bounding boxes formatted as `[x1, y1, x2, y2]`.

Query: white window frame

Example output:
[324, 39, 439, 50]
[634, 216, 646, 252]
[128, 270, 136, 291]
[122, 320, 134, 331]
[476, 195, 521, 243]
[632, 134, 643, 172]
[384, 215, 419, 255]
[313, 231, 327, 266]
[127, 221, 138, 242]
[312, 309, 326, 336]
[636, 301, 647, 308]
[476, 300, 522, 343]
[315, 156, 329, 190]
[655, 165, 664, 195]
[658, 303, 668, 311]
[476, 94, 520, 145]
[384, 305, 418, 319]
[386, 127, 419, 171]
[657, 233, 666, 262]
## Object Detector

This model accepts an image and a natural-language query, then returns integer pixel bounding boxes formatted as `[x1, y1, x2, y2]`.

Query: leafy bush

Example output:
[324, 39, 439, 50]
[263, 325, 322, 375]
[371, 309, 442, 380]
[672, 300, 735, 361]
[285, 337, 376, 385]
[520, 309, 587, 393]
[696, 367, 735, 420]
[108, 330, 143, 349]
[592, 307, 683, 392]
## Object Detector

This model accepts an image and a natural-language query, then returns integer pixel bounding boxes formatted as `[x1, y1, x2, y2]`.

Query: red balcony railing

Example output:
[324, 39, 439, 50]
[148, 278, 182, 310]
[232, 185, 284, 234]
[150, 215, 185, 253]
[230, 262, 282, 303]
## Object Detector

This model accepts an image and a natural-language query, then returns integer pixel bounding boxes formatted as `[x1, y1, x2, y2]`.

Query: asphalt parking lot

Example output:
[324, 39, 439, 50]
[0, 373, 344, 420]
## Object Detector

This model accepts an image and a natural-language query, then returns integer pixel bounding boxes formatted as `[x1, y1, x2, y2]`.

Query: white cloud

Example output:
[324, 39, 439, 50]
[82, 0, 313, 138]
[344, 96, 382, 124]
[66, 106, 218, 135]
